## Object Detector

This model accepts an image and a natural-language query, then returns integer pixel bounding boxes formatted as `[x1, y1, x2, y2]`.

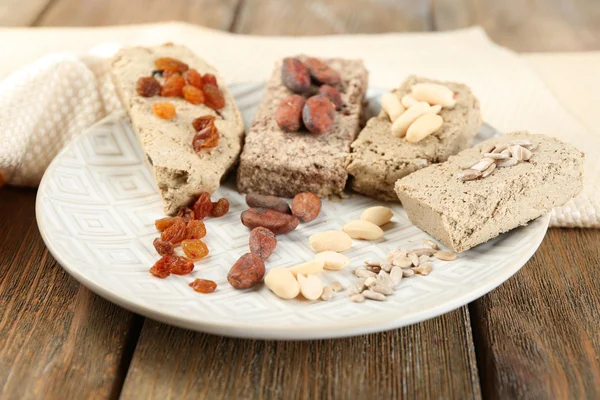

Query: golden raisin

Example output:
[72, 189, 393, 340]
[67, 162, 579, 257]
[168, 255, 195, 275]
[177, 207, 195, 223]
[183, 85, 205, 105]
[155, 216, 183, 232]
[161, 75, 185, 97]
[202, 73, 218, 87]
[161, 218, 187, 245]
[152, 102, 176, 119]
[189, 278, 217, 293]
[162, 70, 179, 80]
[155, 57, 189, 74]
[192, 120, 219, 151]
[186, 68, 204, 89]
[186, 220, 206, 239]
[136, 76, 161, 97]
[193, 192, 214, 220]
[210, 198, 229, 218]
[203, 84, 225, 110]
[192, 115, 216, 131]
[153, 238, 174, 255]
[149, 255, 172, 278]
[181, 239, 209, 261]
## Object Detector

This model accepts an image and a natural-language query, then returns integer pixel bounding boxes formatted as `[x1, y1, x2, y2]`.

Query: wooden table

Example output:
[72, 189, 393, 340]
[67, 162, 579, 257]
[1, 1, 599, 399]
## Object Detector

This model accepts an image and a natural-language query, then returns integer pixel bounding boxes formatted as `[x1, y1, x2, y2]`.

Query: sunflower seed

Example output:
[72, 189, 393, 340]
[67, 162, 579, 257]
[422, 239, 439, 250]
[364, 260, 381, 267]
[481, 162, 496, 178]
[362, 290, 387, 301]
[409, 252, 420, 267]
[331, 281, 344, 292]
[402, 268, 415, 277]
[390, 266, 403, 285]
[470, 158, 495, 172]
[496, 158, 518, 168]
[501, 149, 512, 157]
[483, 152, 509, 160]
[419, 254, 431, 264]
[509, 140, 533, 148]
[392, 256, 413, 268]
[434, 251, 457, 261]
[347, 284, 360, 296]
[365, 264, 381, 273]
[377, 270, 395, 287]
[412, 248, 437, 257]
[458, 169, 482, 181]
[380, 261, 393, 272]
[416, 263, 432, 275]
[510, 145, 532, 161]
[321, 286, 333, 301]
[364, 277, 377, 287]
[354, 268, 376, 279]
[371, 284, 394, 296]
[350, 294, 365, 303]
[491, 144, 509, 154]
[357, 278, 367, 291]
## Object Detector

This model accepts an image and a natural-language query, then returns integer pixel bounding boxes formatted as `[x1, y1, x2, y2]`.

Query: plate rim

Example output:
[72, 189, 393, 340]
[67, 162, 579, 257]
[35, 108, 549, 341]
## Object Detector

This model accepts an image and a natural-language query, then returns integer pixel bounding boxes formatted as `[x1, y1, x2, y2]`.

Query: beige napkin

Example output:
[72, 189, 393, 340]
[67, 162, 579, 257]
[0, 23, 597, 227]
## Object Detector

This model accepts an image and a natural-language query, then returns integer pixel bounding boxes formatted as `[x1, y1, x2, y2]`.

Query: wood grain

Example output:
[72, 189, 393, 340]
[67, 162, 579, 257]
[35, 0, 241, 29]
[120, 308, 480, 400]
[233, 0, 431, 34]
[471, 228, 600, 399]
[432, 0, 600, 51]
[0, 0, 52, 26]
[0, 187, 142, 400]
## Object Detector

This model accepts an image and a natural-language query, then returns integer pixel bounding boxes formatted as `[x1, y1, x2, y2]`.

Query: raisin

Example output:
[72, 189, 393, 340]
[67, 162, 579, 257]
[186, 220, 206, 239]
[183, 85, 205, 105]
[177, 207, 195, 222]
[161, 75, 185, 97]
[136, 76, 161, 97]
[153, 238, 174, 255]
[202, 73, 218, 87]
[186, 68, 204, 89]
[155, 216, 183, 232]
[152, 102, 176, 119]
[192, 119, 219, 151]
[189, 278, 217, 293]
[161, 218, 187, 245]
[181, 239, 209, 261]
[210, 198, 229, 217]
[203, 84, 225, 110]
[193, 192, 214, 219]
[155, 57, 189, 74]
[162, 70, 179, 80]
[168, 255, 195, 275]
[149, 255, 172, 278]
[192, 115, 216, 131]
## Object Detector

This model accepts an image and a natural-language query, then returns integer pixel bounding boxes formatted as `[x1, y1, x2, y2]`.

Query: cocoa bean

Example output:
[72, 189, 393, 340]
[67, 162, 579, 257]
[281, 57, 311, 93]
[304, 57, 341, 86]
[318, 84, 342, 110]
[291, 192, 321, 222]
[275, 95, 305, 132]
[246, 193, 291, 214]
[227, 253, 265, 289]
[241, 208, 299, 234]
[249, 227, 277, 260]
[302, 95, 335, 135]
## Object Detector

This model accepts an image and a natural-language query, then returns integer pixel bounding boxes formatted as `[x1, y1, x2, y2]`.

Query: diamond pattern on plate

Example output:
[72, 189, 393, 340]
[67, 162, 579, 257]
[36, 84, 549, 340]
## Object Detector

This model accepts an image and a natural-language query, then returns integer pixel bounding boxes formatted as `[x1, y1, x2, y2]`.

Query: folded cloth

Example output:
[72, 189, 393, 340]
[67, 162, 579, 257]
[0, 24, 597, 227]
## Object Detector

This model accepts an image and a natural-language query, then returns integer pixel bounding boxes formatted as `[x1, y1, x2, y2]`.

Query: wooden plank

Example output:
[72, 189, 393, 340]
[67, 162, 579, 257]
[233, 0, 432, 34]
[35, 0, 241, 29]
[121, 308, 480, 399]
[432, 0, 600, 51]
[471, 228, 600, 398]
[0, 187, 142, 400]
[0, 0, 53, 26]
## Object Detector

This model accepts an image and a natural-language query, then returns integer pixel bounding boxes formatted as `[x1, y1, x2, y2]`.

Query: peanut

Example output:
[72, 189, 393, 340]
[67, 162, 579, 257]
[360, 206, 393, 226]
[342, 220, 384, 240]
[391, 102, 430, 138]
[227, 253, 265, 289]
[405, 113, 443, 143]
[304, 57, 340, 86]
[318, 84, 343, 110]
[288, 259, 325, 277]
[411, 83, 457, 108]
[381, 92, 404, 122]
[281, 57, 310, 93]
[309, 230, 352, 253]
[241, 208, 299, 234]
[246, 193, 291, 214]
[314, 251, 349, 271]
[265, 267, 300, 299]
[291, 192, 321, 222]
[275, 95, 305, 132]
[302, 95, 335, 135]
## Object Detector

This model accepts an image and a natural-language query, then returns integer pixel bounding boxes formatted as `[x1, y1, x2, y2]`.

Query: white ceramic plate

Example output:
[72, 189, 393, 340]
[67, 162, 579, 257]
[36, 84, 549, 340]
